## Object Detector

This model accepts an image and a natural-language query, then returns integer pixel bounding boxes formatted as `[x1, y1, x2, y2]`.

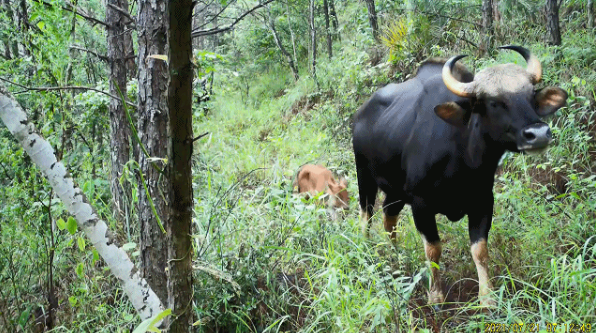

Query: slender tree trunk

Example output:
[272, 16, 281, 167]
[192, 3, 206, 49]
[364, 0, 378, 41]
[66, 0, 78, 83]
[107, 0, 133, 221]
[209, 2, 220, 49]
[481, 0, 493, 54]
[1, 0, 17, 59]
[285, 2, 298, 65]
[167, 0, 194, 331]
[323, 0, 332, 58]
[329, 0, 339, 40]
[546, 0, 562, 45]
[137, 0, 169, 305]
[588, 0, 594, 29]
[268, 10, 299, 81]
[309, 0, 317, 80]
[18, 0, 29, 56]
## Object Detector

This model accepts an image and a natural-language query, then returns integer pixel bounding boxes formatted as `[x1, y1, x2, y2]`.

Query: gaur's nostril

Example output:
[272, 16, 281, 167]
[523, 129, 536, 142]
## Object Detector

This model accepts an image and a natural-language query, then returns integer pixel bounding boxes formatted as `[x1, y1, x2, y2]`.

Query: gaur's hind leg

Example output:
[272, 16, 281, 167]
[382, 194, 405, 240]
[355, 156, 377, 237]
[411, 198, 444, 305]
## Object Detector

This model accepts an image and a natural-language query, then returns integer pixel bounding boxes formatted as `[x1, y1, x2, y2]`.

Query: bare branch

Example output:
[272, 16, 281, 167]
[419, 9, 481, 28]
[69, 45, 109, 62]
[0, 78, 136, 108]
[194, 0, 237, 30]
[191, 0, 276, 37]
[39, 0, 109, 27]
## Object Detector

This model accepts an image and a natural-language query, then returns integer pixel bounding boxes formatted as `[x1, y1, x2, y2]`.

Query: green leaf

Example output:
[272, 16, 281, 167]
[17, 306, 32, 328]
[132, 308, 173, 333]
[56, 218, 66, 230]
[68, 296, 78, 307]
[77, 237, 86, 251]
[67, 217, 78, 235]
[92, 249, 99, 265]
[122, 242, 137, 251]
[76, 263, 84, 278]
[37, 21, 45, 31]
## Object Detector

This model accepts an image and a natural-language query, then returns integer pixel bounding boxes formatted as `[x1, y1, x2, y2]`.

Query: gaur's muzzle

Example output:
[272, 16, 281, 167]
[518, 123, 552, 151]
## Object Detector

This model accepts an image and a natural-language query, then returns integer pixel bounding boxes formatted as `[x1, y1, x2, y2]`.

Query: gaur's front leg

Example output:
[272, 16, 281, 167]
[468, 198, 496, 307]
[411, 198, 444, 304]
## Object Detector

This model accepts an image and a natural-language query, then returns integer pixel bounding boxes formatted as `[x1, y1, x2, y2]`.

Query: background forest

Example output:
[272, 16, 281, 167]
[0, 0, 595, 332]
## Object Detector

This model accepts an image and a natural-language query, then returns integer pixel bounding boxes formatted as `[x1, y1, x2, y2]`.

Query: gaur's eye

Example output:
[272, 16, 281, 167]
[489, 101, 505, 109]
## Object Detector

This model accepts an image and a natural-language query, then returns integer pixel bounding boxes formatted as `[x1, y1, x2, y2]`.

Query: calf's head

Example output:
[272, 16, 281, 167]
[328, 177, 350, 210]
[435, 45, 568, 153]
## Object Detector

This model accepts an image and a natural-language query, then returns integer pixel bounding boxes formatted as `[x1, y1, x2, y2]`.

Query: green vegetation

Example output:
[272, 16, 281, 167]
[1, 0, 595, 332]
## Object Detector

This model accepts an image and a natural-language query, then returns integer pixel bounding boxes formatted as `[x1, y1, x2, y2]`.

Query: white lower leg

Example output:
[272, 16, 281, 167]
[471, 240, 495, 306]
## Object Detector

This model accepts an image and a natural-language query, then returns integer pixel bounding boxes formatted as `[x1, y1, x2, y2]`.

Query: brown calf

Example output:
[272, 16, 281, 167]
[295, 164, 350, 211]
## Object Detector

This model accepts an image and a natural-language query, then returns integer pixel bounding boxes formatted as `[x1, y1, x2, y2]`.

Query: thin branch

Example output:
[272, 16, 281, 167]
[69, 45, 109, 62]
[192, 132, 209, 142]
[39, 0, 109, 27]
[194, 0, 237, 30]
[191, 0, 276, 37]
[0, 78, 136, 108]
[457, 34, 478, 48]
[107, 3, 135, 26]
[419, 9, 480, 28]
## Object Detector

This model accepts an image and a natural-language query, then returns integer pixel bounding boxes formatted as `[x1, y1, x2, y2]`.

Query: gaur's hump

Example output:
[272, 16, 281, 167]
[414, 57, 474, 83]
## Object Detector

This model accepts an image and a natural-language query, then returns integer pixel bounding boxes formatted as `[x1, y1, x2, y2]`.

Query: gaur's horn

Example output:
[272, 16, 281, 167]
[499, 45, 542, 84]
[442, 55, 476, 98]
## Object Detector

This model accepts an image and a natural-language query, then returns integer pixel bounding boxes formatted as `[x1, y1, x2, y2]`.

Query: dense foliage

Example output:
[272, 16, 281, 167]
[0, 0, 594, 332]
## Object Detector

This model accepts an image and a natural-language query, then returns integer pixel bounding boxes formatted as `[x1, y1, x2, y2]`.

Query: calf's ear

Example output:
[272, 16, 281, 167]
[535, 87, 567, 117]
[339, 177, 348, 188]
[434, 101, 471, 127]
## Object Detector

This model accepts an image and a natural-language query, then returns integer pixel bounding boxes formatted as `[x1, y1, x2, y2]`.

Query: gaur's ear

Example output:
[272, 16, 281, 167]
[434, 101, 471, 127]
[535, 87, 567, 117]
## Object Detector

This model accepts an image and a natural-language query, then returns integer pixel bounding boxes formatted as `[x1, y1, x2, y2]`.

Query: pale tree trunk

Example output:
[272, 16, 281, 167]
[167, 0, 194, 331]
[107, 0, 133, 222]
[364, 0, 378, 41]
[309, 0, 317, 80]
[137, 0, 169, 305]
[481, 0, 493, 54]
[323, 0, 332, 58]
[588, 0, 594, 29]
[0, 84, 164, 320]
[268, 8, 299, 81]
[546, 0, 562, 45]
